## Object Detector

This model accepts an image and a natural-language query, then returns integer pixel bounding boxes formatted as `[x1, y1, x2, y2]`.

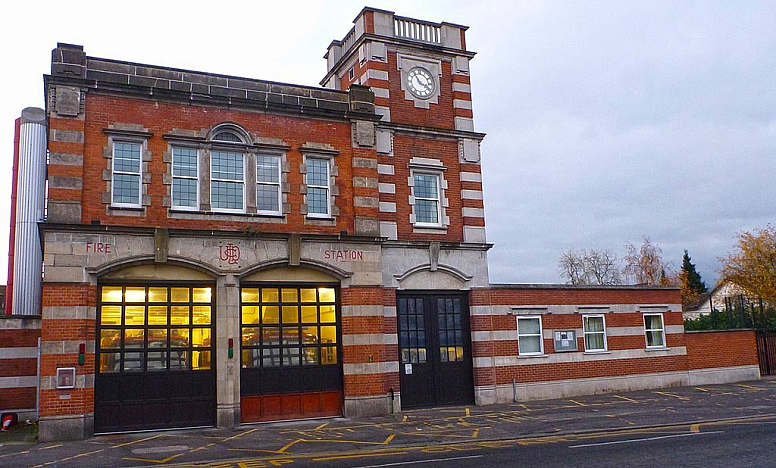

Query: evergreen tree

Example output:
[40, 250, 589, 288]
[680, 250, 708, 309]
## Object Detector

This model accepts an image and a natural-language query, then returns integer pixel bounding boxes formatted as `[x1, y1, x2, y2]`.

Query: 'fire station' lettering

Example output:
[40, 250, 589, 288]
[86, 242, 112, 254]
[324, 250, 364, 261]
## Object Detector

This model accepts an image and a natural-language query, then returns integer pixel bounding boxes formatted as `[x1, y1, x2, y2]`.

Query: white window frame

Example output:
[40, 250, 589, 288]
[411, 171, 443, 227]
[643, 313, 666, 348]
[517, 316, 544, 356]
[582, 314, 608, 352]
[255, 153, 282, 216]
[111, 140, 143, 208]
[210, 150, 246, 213]
[305, 156, 331, 218]
[171, 146, 199, 211]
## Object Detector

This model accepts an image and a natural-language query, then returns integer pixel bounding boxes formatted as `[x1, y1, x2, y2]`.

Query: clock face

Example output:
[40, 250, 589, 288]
[406, 67, 436, 98]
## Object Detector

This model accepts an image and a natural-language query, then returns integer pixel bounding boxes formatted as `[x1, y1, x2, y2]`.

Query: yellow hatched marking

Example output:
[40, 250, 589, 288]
[655, 391, 690, 401]
[40, 444, 63, 450]
[220, 427, 259, 442]
[737, 384, 764, 391]
[123, 454, 183, 464]
[315, 422, 330, 430]
[694, 387, 709, 392]
[614, 395, 639, 403]
[313, 449, 410, 462]
[110, 434, 162, 448]
[569, 400, 587, 407]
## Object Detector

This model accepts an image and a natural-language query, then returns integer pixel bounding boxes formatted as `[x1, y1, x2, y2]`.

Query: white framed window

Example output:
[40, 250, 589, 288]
[644, 313, 666, 348]
[256, 154, 281, 215]
[171, 146, 199, 210]
[210, 150, 245, 212]
[306, 157, 331, 217]
[517, 316, 543, 356]
[583, 314, 607, 352]
[412, 172, 442, 226]
[111, 141, 142, 207]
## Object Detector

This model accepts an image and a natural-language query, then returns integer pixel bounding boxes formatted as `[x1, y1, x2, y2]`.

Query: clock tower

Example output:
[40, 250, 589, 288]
[322, 7, 486, 245]
[322, 8, 490, 412]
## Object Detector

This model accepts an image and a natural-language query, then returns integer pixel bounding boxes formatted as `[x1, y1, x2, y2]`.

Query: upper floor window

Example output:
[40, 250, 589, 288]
[211, 150, 245, 212]
[644, 313, 666, 348]
[172, 147, 199, 210]
[583, 314, 607, 352]
[412, 172, 442, 226]
[306, 157, 331, 217]
[213, 131, 243, 143]
[112, 141, 142, 207]
[256, 154, 281, 215]
[517, 316, 543, 356]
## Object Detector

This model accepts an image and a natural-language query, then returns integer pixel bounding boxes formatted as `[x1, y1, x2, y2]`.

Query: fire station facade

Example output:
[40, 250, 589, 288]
[29, 8, 757, 441]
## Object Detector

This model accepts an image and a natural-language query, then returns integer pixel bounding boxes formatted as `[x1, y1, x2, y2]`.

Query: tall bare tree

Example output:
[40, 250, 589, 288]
[623, 236, 672, 285]
[559, 248, 622, 285]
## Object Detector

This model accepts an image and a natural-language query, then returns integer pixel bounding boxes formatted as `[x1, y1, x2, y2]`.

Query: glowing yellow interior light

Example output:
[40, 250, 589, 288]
[125, 287, 146, 303]
[101, 287, 123, 303]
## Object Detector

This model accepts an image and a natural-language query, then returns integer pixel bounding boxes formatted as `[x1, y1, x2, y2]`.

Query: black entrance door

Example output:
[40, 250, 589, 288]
[397, 292, 474, 409]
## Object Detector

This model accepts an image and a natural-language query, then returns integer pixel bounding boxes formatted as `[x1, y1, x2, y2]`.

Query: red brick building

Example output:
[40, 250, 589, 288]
[0, 8, 759, 441]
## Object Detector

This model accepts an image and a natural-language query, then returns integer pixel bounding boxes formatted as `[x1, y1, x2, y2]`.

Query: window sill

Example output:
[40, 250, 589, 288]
[583, 350, 611, 355]
[109, 205, 144, 211]
[518, 354, 548, 359]
[645, 347, 671, 352]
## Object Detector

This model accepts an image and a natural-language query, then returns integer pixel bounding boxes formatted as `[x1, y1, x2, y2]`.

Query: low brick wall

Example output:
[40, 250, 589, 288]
[684, 329, 760, 385]
[0, 317, 41, 420]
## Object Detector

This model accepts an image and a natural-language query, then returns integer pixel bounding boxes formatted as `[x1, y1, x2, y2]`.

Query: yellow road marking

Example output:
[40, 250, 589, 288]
[569, 400, 587, 407]
[694, 387, 709, 392]
[110, 434, 162, 448]
[472, 428, 480, 438]
[402, 415, 409, 422]
[465, 407, 471, 417]
[278, 438, 302, 453]
[313, 449, 410, 461]
[614, 395, 639, 403]
[39, 444, 63, 450]
[655, 391, 690, 401]
[691, 424, 701, 433]
[315, 422, 329, 430]
[123, 454, 183, 464]
[737, 384, 764, 391]
[219, 427, 259, 443]
[0, 450, 30, 459]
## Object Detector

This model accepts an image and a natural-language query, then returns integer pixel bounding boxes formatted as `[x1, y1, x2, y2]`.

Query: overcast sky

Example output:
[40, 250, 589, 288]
[1, 1, 774, 286]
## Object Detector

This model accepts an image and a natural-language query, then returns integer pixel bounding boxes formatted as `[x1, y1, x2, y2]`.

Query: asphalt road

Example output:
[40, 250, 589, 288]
[1, 378, 775, 468]
[304, 416, 776, 468]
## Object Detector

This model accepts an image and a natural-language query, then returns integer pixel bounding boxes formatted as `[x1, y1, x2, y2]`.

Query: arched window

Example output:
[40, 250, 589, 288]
[209, 126, 248, 213]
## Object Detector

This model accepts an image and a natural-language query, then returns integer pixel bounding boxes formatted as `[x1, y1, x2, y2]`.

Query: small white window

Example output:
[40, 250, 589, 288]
[412, 172, 442, 226]
[583, 315, 607, 352]
[348, 66, 355, 81]
[306, 157, 331, 217]
[172, 147, 199, 210]
[644, 313, 666, 348]
[256, 154, 281, 215]
[211, 150, 245, 212]
[517, 316, 543, 355]
[111, 141, 142, 207]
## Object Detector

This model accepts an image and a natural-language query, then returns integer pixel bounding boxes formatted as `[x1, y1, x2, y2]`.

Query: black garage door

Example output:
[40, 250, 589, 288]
[95, 284, 216, 433]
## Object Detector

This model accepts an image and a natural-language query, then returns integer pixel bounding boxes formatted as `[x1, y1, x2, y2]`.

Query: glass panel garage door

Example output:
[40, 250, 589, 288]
[240, 284, 343, 422]
[95, 284, 215, 433]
